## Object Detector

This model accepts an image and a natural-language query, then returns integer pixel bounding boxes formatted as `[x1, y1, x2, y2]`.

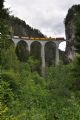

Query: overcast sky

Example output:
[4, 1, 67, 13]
[4, 0, 80, 37]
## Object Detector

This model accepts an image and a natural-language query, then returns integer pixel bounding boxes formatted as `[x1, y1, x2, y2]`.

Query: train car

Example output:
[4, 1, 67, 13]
[13, 36, 19, 39]
[21, 36, 29, 39]
[56, 37, 65, 41]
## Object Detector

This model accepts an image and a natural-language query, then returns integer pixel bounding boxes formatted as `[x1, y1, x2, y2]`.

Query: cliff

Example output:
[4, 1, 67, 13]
[65, 5, 80, 60]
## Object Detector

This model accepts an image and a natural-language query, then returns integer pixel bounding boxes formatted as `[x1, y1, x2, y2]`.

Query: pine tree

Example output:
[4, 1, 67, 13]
[0, 0, 4, 10]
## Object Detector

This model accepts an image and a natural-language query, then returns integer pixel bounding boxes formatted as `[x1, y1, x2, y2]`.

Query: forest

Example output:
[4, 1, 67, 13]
[0, 0, 80, 120]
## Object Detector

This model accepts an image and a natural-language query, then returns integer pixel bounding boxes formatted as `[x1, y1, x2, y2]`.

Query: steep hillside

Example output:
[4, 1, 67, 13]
[10, 16, 45, 38]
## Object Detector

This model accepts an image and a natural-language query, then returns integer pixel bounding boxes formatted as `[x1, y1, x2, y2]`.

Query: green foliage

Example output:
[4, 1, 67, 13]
[0, 0, 4, 10]
[1, 46, 20, 71]
[27, 56, 41, 72]
[1, 47, 80, 119]
[0, 3, 13, 53]
[0, 19, 13, 49]
[70, 56, 80, 92]
[49, 95, 80, 120]
[56, 95, 80, 120]
[0, 103, 9, 120]
[46, 64, 72, 98]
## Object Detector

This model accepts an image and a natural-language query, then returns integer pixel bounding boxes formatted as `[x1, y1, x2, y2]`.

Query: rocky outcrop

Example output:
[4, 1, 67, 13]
[65, 5, 80, 60]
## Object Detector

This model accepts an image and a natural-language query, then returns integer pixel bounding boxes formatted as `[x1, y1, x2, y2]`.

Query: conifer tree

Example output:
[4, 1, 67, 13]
[0, 0, 4, 10]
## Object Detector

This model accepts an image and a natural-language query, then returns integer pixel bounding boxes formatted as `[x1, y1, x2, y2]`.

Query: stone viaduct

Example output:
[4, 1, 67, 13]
[12, 37, 65, 74]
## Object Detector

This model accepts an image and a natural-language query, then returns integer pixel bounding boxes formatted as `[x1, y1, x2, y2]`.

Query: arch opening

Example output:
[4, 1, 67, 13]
[16, 40, 29, 62]
[30, 41, 41, 73]
[45, 41, 56, 67]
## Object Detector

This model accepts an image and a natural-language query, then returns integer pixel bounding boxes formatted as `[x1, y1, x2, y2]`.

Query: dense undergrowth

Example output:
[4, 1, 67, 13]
[0, 46, 80, 120]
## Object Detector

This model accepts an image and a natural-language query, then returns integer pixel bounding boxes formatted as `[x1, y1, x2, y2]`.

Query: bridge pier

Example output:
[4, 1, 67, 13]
[55, 43, 59, 65]
[27, 42, 31, 52]
[41, 43, 46, 76]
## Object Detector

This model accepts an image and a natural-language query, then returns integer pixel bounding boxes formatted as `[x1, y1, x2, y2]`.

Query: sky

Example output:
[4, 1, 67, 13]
[4, 0, 80, 38]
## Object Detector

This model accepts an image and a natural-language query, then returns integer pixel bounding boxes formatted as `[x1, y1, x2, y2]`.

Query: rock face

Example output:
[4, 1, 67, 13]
[65, 19, 76, 60]
[65, 5, 80, 60]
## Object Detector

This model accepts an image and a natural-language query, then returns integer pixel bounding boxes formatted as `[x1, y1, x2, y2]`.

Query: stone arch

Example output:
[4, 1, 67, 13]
[16, 40, 29, 62]
[30, 41, 41, 59]
[30, 41, 42, 73]
[12, 38, 21, 45]
[45, 41, 56, 67]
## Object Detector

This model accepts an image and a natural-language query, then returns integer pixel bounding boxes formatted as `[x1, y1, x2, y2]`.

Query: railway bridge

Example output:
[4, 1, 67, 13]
[12, 37, 65, 74]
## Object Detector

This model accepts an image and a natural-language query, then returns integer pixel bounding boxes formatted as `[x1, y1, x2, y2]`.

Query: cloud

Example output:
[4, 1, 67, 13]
[4, 0, 80, 37]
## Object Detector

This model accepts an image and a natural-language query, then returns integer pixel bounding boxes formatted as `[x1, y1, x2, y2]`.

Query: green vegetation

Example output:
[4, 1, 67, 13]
[0, 1, 80, 120]
[1, 47, 80, 120]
